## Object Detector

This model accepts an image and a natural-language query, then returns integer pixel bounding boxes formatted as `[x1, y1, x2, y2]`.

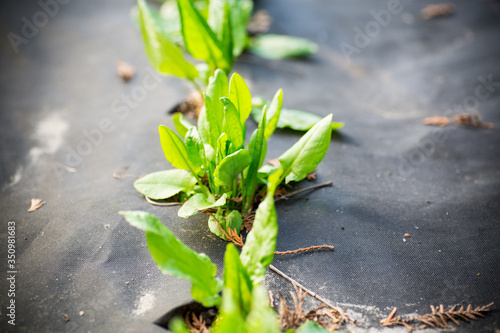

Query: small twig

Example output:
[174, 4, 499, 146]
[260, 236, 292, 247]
[275, 181, 333, 202]
[145, 196, 183, 207]
[269, 264, 352, 324]
[113, 166, 143, 179]
[275, 244, 334, 255]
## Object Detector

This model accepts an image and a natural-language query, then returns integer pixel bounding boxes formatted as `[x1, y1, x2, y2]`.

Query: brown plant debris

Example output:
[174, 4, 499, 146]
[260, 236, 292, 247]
[275, 181, 333, 202]
[269, 265, 354, 326]
[276, 284, 346, 332]
[63, 313, 70, 322]
[420, 3, 455, 20]
[117, 60, 136, 82]
[423, 113, 494, 129]
[381, 302, 494, 331]
[306, 171, 317, 180]
[174, 91, 204, 118]
[185, 312, 210, 333]
[113, 166, 143, 179]
[404, 233, 411, 238]
[241, 212, 255, 232]
[28, 198, 45, 212]
[275, 245, 334, 256]
[423, 116, 451, 127]
[247, 9, 272, 35]
[210, 212, 245, 247]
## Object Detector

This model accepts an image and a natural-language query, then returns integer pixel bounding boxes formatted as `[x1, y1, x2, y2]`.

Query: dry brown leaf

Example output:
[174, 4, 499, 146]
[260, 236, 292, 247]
[306, 172, 317, 180]
[117, 60, 136, 82]
[28, 198, 45, 212]
[421, 3, 455, 20]
[423, 116, 451, 127]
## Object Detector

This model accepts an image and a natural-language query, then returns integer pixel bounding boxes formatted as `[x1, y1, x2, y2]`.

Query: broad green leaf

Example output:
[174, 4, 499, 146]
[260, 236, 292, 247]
[211, 244, 251, 333]
[138, 0, 198, 80]
[296, 321, 331, 333]
[208, 0, 252, 58]
[208, 209, 242, 240]
[224, 244, 252, 314]
[206, 69, 229, 128]
[198, 96, 221, 149]
[252, 106, 344, 132]
[279, 114, 333, 183]
[178, 193, 227, 218]
[177, 0, 230, 71]
[216, 132, 229, 164]
[214, 149, 251, 187]
[227, 0, 253, 57]
[249, 34, 318, 60]
[120, 211, 222, 306]
[220, 4, 234, 69]
[184, 127, 205, 170]
[172, 113, 193, 138]
[133, 169, 196, 200]
[221, 97, 244, 150]
[229, 73, 252, 126]
[240, 168, 282, 285]
[243, 106, 267, 213]
[245, 286, 281, 333]
[264, 89, 283, 140]
[159, 125, 201, 174]
[157, 0, 183, 44]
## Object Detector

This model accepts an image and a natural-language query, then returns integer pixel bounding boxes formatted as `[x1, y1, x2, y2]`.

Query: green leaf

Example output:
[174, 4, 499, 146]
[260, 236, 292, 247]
[279, 114, 333, 183]
[159, 125, 201, 175]
[295, 321, 332, 333]
[172, 113, 194, 138]
[216, 132, 230, 164]
[133, 169, 196, 200]
[221, 97, 244, 150]
[184, 126, 205, 170]
[206, 69, 229, 126]
[243, 106, 267, 213]
[120, 211, 222, 307]
[177, 0, 230, 71]
[229, 73, 252, 126]
[249, 34, 318, 60]
[214, 149, 251, 187]
[211, 244, 252, 333]
[138, 0, 198, 79]
[244, 286, 281, 333]
[226, 0, 253, 57]
[178, 193, 227, 218]
[252, 106, 344, 132]
[264, 89, 283, 140]
[240, 168, 282, 285]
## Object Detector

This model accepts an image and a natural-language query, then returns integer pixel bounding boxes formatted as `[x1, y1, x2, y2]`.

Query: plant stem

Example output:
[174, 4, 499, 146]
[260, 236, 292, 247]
[274, 181, 333, 202]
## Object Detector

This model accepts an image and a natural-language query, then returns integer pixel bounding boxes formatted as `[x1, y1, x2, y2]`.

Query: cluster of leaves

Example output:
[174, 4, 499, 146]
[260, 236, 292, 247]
[134, 70, 334, 240]
[135, 0, 318, 89]
[121, 170, 331, 332]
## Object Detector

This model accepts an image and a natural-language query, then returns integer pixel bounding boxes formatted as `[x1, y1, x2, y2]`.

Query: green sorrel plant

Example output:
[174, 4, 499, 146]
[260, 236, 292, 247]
[137, 0, 339, 133]
[136, 0, 318, 90]
[134, 70, 334, 240]
[121, 170, 331, 332]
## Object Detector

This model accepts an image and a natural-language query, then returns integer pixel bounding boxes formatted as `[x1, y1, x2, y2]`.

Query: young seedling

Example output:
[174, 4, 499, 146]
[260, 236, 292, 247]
[133, 70, 334, 240]
[136, 0, 335, 132]
[121, 171, 332, 332]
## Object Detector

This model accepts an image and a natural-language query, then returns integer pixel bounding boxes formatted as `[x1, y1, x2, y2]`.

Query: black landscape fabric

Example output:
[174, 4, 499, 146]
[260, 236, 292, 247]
[0, 0, 499, 332]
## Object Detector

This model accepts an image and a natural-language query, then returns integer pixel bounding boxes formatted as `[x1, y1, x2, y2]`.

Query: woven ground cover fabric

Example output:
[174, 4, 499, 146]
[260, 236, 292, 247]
[0, 0, 498, 332]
